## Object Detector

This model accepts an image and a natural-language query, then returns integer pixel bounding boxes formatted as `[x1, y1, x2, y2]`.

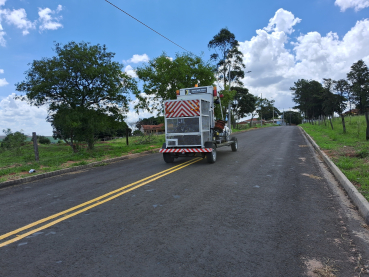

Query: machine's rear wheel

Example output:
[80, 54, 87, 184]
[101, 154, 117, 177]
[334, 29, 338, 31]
[231, 137, 238, 152]
[163, 153, 174, 163]
[162, 143, 174, 163]
[205, 142, 216, 163]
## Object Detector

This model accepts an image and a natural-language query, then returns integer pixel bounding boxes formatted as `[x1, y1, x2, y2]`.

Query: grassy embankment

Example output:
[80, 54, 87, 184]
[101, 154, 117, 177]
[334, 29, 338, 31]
[301, 116, 369, 201]
[0, 134, 165, 183]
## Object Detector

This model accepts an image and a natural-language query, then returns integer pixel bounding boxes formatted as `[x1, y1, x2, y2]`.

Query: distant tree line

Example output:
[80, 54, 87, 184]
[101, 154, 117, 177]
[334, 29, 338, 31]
[291, 60, 369, 139]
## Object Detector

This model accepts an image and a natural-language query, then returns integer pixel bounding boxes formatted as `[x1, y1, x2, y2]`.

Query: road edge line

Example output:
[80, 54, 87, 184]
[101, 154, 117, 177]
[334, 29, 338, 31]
[0, 148, 160, 190]
[299, 126, 369, 225]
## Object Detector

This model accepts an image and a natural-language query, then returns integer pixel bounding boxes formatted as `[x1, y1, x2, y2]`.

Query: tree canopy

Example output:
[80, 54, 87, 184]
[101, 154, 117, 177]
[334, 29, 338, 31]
[231, 86, 257, 119]
[208, 28, 246, 89]
[135, 52, 216, 114]
[15, 41, 137, 151]
[282, 111, 303, 125]
[256, 98, 280, 121]
[291, 79, 324, 120]
[347, 59, 369, 139]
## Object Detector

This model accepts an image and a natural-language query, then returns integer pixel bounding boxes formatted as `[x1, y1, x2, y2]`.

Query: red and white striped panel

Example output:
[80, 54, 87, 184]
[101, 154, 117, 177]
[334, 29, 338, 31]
[165, 100, 200, 118]
[160, 148, 212, 153]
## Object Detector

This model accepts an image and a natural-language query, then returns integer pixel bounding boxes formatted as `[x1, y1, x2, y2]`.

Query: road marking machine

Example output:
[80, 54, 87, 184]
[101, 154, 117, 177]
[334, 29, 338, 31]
[160, 85, 238, 163]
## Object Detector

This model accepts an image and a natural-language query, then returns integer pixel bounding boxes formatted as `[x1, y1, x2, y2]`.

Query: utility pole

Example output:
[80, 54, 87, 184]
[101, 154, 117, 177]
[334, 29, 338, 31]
[273, 105, 274, 124]
[290, 108, 292, 126]
[260, 93, 262, 127]
[228, 64, 232, 130]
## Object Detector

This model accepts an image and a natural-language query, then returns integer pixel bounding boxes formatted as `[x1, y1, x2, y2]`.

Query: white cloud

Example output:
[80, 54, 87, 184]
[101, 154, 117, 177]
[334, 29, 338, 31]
[124, 54, 150, 64]
[124, 65, 137, 78]
[125, 98, 156, 128]
[0, 28, 5, 46]
[0, 3, 63, 46]
[2, 8, 35, 35]
[0, 68, 8, 86]
[239, 9, 369, 110]
[335, 0, 369, 11]
[38, 5, 63, 31]
[0, 78, 8, 86]
[0, 94, 53, 136]
[264, 8, 301, 34]
[0, 9, 6, 46]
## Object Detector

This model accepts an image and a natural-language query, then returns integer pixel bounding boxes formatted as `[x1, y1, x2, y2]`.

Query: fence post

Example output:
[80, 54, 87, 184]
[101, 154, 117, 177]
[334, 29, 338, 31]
[32, 132, 39, 161]
[126, 129, 129, 146]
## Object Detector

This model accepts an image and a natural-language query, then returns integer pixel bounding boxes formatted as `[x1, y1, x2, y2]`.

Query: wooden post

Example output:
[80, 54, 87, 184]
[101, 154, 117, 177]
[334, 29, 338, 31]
[126, 129, 129, 146]
[32, 132, 39, 161]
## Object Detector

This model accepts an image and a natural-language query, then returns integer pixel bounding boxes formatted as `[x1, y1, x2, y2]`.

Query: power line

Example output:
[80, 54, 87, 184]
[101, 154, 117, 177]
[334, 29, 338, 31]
[104, 0, 195, 56]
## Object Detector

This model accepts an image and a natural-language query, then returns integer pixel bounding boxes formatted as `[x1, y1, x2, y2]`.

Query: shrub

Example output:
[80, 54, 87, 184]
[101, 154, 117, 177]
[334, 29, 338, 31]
[133, 130, 143, 136]
[1, 128, 28, 156]
[1, 129, 27, 149]
[38, 136, 51, 144]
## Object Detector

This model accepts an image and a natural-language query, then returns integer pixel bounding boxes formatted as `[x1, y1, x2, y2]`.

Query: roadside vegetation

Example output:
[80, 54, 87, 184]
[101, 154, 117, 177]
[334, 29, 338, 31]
[301, 115, 369, 201]
[0, 133, 164, 183]
[0, 122, 279, 184]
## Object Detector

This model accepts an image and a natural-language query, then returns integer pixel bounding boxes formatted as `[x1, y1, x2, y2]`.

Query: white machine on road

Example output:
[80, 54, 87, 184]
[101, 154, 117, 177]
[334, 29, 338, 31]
[159, 85, 238, 163]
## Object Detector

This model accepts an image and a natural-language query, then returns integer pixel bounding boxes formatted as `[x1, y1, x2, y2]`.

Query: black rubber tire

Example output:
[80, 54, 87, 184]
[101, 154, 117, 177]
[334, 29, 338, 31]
[231, 137, 238, 152]
[205, 142, 216, 164]
[163, 153, 174, 163]
[162, 143, 174, 163]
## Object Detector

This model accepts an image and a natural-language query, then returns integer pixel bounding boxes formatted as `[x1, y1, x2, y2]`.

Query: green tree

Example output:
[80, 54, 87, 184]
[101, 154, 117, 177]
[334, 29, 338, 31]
[322, 78, 338, 130]
[283, 111, 303, 125]
[291, 79, 324, 122]
[51, 107, 123, 151]
[15, 41, 137, 151]
[347, 59, 369, 140]
[208, 28, 246, 90]
[231, 87, 257, 127]
[248, 96, 263, 127]
[135, 52, 216, 114]
[257, 99, 280, 121]
[95, 121, 131, 140]
[1, 128, 28, 155]
[213, 89, 236, 121]
[333, 79, 349, 133]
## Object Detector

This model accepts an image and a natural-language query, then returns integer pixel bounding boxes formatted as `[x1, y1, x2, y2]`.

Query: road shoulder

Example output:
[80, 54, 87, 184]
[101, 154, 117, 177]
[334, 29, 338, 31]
[299, 126, 369, 225]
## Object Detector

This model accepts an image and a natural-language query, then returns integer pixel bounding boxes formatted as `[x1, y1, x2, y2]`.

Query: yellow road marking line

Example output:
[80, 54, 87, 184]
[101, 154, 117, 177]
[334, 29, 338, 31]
[0, 158, 202, 247]
[0, 158, 196, 241]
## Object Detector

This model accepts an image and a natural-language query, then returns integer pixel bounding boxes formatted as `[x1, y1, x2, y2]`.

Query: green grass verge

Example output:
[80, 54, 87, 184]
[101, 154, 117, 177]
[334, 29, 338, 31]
[301, 116, 369, 201]
[0, 134, 165, 183]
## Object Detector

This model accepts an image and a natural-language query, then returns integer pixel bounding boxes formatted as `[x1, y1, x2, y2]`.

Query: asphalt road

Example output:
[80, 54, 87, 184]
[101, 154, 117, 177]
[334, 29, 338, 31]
[1, 126, 369, 277]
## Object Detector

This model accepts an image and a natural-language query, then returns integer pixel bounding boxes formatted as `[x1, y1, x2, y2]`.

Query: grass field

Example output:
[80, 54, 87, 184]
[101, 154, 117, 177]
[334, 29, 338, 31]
[0, 134, 165, 183]
[301, 116, 369, 201]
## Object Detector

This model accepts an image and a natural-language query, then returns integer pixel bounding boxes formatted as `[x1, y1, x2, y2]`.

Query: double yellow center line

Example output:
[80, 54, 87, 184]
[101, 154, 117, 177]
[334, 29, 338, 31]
[0, 158, 202, 248]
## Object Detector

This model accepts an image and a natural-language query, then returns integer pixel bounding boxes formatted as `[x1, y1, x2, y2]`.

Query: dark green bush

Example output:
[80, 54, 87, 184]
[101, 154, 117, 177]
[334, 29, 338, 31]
[38, 136, 51, 144]
[133, 130, 143, 136]
[1, 129, 27, 149]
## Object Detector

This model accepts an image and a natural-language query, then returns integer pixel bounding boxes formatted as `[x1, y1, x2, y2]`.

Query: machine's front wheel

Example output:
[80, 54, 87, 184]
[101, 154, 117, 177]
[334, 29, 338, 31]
[205, 142, 216, 163]
[231, 137, 238, 152]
